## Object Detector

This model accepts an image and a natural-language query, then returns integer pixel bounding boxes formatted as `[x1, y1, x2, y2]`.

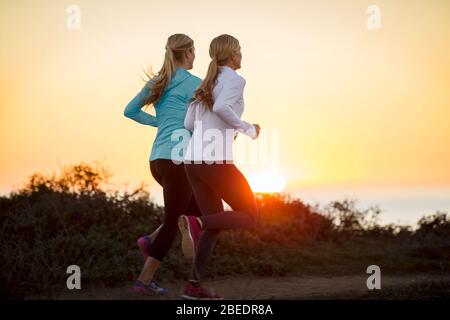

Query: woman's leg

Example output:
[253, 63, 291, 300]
[184, 171, 224, 282]
[184, 163, 258, 282]
[143, 160, 200, 243]
[148, 225, 162, 241]
[194, 163, 258, 230]
[138, 160, 193, 285]
[136, 162, 164, 262]
[185, 193, 203, 217]
[146, 161, 164, 241]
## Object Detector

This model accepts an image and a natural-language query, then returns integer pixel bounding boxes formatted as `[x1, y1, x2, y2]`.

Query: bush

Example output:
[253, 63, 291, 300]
[0, 162, 163, 299]
[1, 162, 448, 299]
[416, 212, 450, 237]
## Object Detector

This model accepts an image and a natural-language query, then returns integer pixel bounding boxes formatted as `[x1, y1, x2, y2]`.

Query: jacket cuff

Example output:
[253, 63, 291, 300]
[239, 122, 257, 139]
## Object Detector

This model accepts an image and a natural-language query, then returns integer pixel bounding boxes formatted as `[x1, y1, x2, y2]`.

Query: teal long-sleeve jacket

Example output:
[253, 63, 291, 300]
[123, 67, 201, 161]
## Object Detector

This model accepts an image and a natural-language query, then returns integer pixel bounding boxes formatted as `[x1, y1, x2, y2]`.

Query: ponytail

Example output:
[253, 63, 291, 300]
[193, 57, 219, 110]
[143, 34, 194, 107]
[192, 34, 240, 111]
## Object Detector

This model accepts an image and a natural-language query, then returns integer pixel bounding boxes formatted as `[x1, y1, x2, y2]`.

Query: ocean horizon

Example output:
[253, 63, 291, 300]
[291, 185, 450, 227]
[2, 184, 449, 228]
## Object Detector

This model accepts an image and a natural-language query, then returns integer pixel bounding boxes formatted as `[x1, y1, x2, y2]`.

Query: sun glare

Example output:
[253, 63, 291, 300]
[248, 171, 287, 193]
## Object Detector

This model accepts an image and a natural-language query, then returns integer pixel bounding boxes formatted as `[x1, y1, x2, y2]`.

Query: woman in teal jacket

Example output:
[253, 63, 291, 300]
[123, 34, 202, 294]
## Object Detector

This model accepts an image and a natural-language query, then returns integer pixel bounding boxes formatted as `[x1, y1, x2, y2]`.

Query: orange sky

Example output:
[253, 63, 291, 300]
[1, 0, 450, 197]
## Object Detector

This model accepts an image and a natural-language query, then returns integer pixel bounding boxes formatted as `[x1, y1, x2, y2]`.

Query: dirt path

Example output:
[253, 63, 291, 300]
[52, 273, 449, 300]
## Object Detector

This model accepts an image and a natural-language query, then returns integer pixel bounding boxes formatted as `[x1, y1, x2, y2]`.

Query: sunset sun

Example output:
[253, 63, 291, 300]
[248, 171, 287, 193]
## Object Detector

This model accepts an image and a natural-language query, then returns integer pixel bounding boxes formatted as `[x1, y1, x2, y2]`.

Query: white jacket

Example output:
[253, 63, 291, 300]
[184, 66, 257, 163]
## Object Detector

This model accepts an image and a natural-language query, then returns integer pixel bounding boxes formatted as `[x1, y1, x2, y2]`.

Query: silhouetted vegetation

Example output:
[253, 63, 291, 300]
[0, 162, 449, 299]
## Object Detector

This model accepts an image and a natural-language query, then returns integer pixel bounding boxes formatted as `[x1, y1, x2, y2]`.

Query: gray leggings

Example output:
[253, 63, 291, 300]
[184, 162, 259, 281]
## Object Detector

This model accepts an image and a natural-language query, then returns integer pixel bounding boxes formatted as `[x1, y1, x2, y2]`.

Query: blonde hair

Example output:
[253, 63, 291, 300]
[143, 34, 194, 107]
[193, 34, 240, 110]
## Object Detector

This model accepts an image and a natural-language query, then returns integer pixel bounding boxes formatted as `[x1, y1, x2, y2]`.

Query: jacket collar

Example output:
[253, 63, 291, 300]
[219, 65, 236, 74]
[175, 66, 188, 73]
[165, 67, 191, 91]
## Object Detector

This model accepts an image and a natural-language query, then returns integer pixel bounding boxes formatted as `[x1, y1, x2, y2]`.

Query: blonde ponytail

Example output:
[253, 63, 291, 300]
[143, 34, 194, 107]
[193, 34, 240, 111]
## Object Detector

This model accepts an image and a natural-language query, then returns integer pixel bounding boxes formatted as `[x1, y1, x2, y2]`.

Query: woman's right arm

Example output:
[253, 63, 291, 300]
[123, 81, 158, 127]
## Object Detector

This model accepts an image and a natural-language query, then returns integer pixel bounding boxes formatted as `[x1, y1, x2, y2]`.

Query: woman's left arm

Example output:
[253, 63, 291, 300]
[123, 82, 158, 127]
[212, 77, 257, 139]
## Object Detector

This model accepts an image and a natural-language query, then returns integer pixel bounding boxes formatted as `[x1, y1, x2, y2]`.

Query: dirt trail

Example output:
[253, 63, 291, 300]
[53, 273, 449, 300]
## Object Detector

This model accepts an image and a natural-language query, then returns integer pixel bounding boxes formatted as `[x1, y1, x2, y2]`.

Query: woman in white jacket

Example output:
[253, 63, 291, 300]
[180, 34, 260, 299]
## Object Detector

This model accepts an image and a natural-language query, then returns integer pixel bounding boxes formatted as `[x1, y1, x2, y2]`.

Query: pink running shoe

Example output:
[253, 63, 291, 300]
[178, 215, 201, 260]
[181, 281, 222, 300]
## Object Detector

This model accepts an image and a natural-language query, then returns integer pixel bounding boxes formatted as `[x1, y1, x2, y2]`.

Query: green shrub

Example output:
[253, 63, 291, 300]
[1, 162, 448, 299]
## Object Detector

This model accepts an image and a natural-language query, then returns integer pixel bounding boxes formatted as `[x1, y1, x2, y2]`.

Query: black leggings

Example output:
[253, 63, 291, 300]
[184, 162, 258, 281]
[147, 159, 201, 261]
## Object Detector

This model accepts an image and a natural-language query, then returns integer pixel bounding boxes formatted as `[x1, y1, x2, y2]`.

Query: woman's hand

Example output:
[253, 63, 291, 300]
[253, 124, 261, 138]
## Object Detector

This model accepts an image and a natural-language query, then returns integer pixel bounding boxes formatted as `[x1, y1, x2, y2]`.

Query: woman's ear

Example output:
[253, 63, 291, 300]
[186, 48, 194, 60]
[230, 51, 236, 63]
